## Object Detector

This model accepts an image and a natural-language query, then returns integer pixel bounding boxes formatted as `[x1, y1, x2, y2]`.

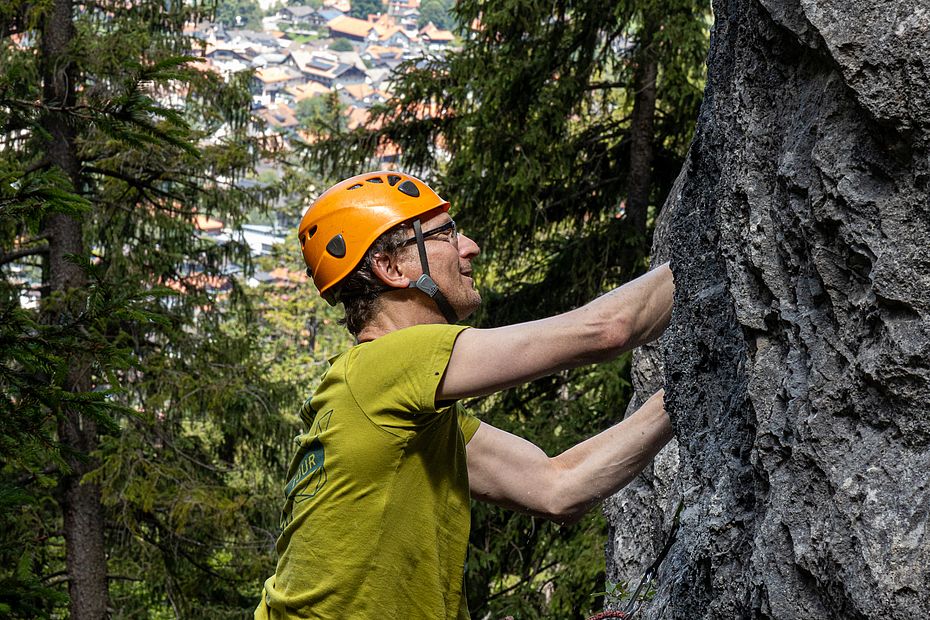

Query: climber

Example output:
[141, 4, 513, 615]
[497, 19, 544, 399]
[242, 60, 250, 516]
[256, 171, 675, 619]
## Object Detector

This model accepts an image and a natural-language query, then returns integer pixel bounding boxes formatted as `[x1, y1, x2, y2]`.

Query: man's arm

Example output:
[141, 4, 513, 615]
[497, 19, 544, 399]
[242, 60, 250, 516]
[466, 390, 673, 525]
[437, 263, 673, 400]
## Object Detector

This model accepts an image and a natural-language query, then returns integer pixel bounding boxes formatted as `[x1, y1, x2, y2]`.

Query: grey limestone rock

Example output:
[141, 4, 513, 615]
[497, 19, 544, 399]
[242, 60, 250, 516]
[604, 0, 930, 617]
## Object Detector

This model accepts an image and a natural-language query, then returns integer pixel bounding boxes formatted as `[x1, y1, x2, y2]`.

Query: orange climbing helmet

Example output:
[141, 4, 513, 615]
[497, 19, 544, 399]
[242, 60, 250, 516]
[298, 171, 450, 304]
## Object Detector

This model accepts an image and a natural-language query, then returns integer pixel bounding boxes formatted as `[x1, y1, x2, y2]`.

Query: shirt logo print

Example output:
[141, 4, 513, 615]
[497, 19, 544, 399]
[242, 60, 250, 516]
[281, 409, 333, 528]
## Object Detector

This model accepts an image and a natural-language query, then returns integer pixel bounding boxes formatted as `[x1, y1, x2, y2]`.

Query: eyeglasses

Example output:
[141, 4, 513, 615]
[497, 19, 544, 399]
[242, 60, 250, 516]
[401, 220, 458, 247]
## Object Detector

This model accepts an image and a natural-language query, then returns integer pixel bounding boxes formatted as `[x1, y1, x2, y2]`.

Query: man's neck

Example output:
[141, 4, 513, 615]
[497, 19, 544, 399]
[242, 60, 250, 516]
[356, 292, 450, 342]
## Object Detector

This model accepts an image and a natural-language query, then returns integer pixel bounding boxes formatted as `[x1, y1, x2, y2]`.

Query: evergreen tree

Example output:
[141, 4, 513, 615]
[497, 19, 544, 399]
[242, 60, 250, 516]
[299, 0, 710, 615]
[418, 0, 456, 30]
[215, 0, 264, 30]
[296, 92, 347, 134]
[0, 1, 296, 616]
[328, 37, 355, 52]
[349, 0, 384, 20]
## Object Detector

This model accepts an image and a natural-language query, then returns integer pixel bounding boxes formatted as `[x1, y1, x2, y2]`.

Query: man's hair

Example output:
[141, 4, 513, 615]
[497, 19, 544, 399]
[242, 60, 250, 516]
[335, 225, 410, 337]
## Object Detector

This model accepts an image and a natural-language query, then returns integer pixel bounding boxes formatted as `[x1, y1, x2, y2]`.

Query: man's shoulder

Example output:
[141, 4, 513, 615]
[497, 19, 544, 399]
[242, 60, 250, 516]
[371, 322, 470, 345]
[317, 323, 473, 424]
[350, 322, 470, 355]
[337, 323, 466, 374]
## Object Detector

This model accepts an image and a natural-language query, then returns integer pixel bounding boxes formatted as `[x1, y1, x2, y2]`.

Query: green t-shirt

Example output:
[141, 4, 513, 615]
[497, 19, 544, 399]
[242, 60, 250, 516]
[257, 323, 480, 620]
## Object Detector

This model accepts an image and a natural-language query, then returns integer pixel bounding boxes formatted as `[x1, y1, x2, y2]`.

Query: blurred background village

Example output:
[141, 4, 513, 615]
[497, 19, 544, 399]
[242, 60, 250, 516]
[192, 0, 458, 289]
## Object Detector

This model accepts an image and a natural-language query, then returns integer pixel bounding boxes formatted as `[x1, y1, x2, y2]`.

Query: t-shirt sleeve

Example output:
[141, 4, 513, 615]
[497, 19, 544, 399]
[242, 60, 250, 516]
[457, 406, 481, 443]
[346, 323, 470, 428]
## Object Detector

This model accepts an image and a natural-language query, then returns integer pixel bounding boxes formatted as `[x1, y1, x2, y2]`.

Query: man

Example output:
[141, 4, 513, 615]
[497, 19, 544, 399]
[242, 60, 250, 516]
[256, 171, 674, 619]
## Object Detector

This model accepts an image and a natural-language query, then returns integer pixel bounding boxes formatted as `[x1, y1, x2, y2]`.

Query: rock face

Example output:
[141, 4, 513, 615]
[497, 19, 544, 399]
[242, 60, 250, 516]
[604, 0, 930, 618]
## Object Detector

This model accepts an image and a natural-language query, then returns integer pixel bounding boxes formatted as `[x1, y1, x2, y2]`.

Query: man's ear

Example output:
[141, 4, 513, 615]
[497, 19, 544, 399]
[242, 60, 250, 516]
[370, 251, 411, 289]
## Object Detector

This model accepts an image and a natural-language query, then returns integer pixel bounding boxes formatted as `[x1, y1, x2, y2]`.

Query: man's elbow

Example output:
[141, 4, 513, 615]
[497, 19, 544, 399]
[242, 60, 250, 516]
[543, 505, 587, 527]
[536, 465, 595, 526]
[539, 491, 596, 526]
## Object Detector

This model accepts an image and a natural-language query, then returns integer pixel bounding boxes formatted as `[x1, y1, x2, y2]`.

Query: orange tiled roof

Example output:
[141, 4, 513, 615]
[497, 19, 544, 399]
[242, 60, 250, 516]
[341, 82, 376, 100]
[286, 81, 332, 101]
[374, 139, 401, 159]
[420, 22, 455, 42]
[254, 102, 299, 129]
[268, 266, 308, 286]
[344, 105, 373, 130]
[364, 44, 405, 58]
[395, 100, 446, 120]
[296, 128, 319, 144]
[187, 58, 222, 74]
[327, 15, 373, 38]
[369, 13, 397, 31]
[254, 66, 301, 84]
[376, 25, 405, 41]
[162, 272, 231, 293]
[194, 215, 225, 232]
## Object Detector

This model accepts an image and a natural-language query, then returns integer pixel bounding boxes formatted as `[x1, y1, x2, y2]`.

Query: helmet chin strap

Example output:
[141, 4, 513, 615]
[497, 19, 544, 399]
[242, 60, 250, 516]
[407, 219, 460, 324]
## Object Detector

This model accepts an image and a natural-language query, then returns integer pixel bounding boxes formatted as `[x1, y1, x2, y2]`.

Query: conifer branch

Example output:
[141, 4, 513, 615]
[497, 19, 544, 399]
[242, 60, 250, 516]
[84, 165, 193, 214]
[41, 571, 69, 586]
[138, 514, 230, 581]
[0, 245, 49, 266]
[586, 81, 631, 91]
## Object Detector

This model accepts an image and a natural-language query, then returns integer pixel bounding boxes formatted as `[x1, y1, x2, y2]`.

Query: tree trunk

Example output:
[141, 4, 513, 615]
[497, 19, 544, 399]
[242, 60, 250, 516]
[40, 0, 110, 617]
[606, 0, 930, 617]
[625, 18, 659, 244]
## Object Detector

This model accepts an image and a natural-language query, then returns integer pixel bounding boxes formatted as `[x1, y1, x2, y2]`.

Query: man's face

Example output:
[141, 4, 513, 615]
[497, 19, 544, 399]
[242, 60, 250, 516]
[401, 211, 482, 320]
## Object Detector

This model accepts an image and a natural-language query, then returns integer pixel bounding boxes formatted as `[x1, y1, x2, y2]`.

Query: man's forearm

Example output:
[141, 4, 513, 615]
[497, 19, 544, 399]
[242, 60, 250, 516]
[590, 262, 673, 351]
[548, 389, 673, 524]
[630, 262, 674, 347]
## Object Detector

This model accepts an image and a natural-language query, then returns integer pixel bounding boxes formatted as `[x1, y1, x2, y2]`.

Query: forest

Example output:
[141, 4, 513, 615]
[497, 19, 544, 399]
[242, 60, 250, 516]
[2, 0, 927, 618]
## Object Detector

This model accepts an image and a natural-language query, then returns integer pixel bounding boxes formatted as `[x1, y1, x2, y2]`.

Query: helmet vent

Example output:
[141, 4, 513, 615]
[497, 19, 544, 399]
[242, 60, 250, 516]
[301, 225, 317, 245]
[326, 234, 347, 258]
[397, 180, 420, 197]
[347, 183, 363, 190]
[366, 177, 383, 183]
[387, 174, 401, 186]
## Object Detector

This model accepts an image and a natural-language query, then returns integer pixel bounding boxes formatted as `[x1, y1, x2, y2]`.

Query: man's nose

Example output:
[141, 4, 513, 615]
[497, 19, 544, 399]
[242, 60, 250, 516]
[458, 233, 480, 258]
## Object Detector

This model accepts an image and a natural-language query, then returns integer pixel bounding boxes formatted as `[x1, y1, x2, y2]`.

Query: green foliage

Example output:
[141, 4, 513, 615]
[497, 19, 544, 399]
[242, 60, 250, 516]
[296, 92, 348, 137]
[215, 0, 264, 29]
[298, 0, 710, 616]
[328, 37, 354, 52]
[0, 544, 68, 619]
[599, 577, 657, 614]
[349, 0, 384, 19]
[0, 300, 71, 619]
[418, 0, 456, 30]
[0, 0, 307, 616]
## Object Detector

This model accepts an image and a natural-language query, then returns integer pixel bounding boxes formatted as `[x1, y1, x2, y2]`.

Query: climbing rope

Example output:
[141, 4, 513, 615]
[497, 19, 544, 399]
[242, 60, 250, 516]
[586, 500, 684, 620]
